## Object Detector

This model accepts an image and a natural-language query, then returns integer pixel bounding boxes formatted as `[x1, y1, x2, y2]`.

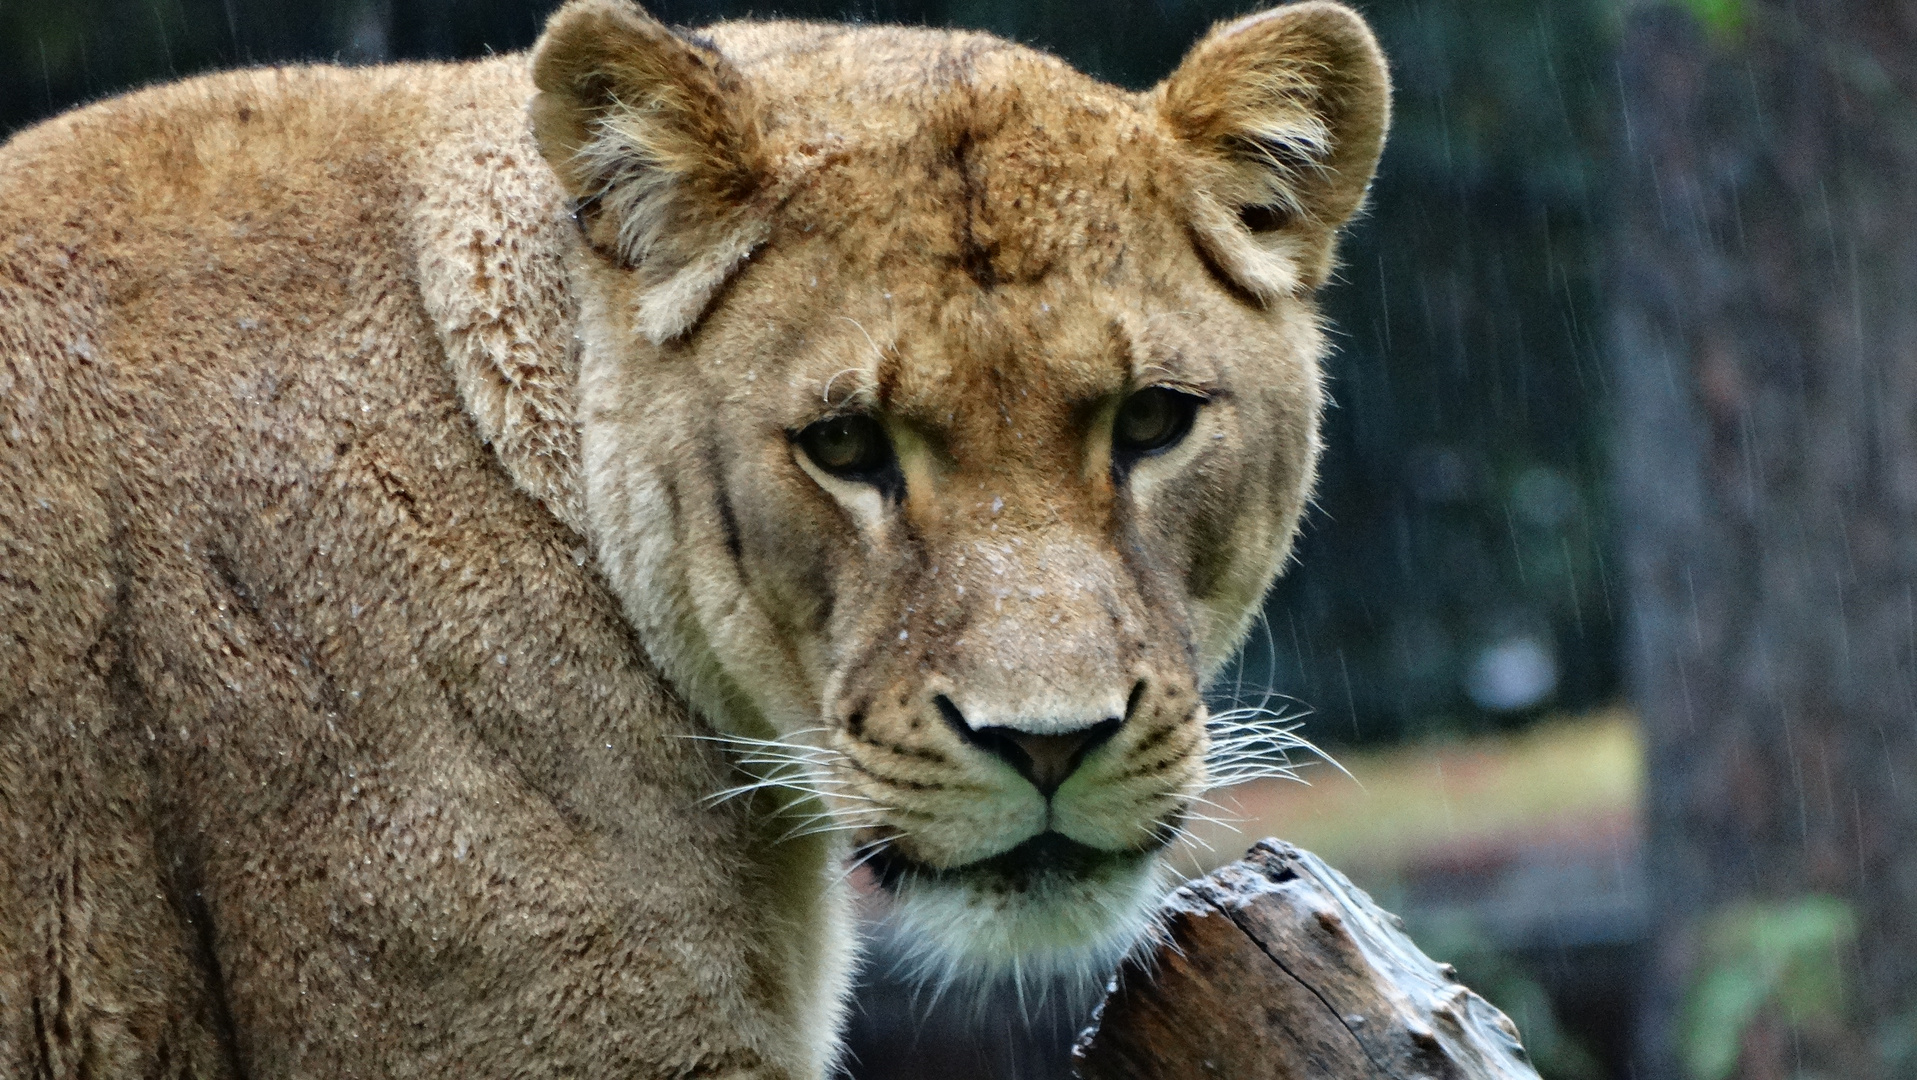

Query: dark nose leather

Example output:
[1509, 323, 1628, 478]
[994, 725, 1122, 794]
[935, 696, 1122, 797]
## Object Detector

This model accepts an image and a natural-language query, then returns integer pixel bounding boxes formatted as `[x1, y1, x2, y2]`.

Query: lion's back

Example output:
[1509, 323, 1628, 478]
[2, 66, 409, 704]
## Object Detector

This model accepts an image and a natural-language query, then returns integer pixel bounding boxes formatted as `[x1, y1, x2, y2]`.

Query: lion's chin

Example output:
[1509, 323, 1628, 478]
[868, 833, 1170, 991]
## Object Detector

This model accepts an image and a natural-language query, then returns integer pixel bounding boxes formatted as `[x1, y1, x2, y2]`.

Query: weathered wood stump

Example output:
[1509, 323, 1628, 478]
[1073, 839, 1540, 1079]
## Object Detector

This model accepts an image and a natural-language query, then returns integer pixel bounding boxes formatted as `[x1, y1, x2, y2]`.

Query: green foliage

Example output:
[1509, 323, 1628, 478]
[1680, 896, 1858, 1080]
[1678, 0, 1745, 39]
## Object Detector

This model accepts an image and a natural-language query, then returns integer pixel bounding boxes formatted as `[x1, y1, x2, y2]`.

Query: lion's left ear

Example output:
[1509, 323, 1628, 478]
[1155, 1, 1390, 297]
[531, 0, 770, 342]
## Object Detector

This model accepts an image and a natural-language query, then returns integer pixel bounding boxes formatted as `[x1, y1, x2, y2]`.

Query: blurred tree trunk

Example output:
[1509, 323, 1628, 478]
[1613, 1, 1917, 1077]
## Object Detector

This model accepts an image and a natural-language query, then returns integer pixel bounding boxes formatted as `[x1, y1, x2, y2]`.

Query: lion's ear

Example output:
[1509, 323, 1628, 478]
[1155, 1, 1390, 297]
[531, 0, 770, 342]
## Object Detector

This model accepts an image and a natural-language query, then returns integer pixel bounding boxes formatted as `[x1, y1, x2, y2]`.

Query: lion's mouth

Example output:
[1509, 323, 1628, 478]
[859, 829, 1170, 981]
[866, 831, 1145, 894]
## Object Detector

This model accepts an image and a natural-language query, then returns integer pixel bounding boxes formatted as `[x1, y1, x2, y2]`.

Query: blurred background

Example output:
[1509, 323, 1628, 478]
[4, 0, 1910, 1076]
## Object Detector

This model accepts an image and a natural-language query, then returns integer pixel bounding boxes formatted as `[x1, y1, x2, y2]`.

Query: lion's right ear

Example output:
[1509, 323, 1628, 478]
[1155, 1, 1390, 298]
[531, 0, 770, 342]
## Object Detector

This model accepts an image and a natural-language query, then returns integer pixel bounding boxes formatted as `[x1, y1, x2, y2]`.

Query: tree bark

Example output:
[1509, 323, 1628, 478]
[1613, 1, 1917, 1075]
[1073, 840, 1539, 1080]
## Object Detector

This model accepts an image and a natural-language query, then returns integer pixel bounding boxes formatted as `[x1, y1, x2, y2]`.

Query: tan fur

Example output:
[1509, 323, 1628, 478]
[0, 2, 1386, 1076]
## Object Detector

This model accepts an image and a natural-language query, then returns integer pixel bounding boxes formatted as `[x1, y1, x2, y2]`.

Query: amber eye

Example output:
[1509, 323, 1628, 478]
[796, 414, 893, 479]
[1113, 387, 1202, 457]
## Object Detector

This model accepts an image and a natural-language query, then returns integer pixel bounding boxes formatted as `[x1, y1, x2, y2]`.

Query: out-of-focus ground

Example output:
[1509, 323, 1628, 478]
[1176, 707, 1640, 881]
[846, 709, 1646, 1080]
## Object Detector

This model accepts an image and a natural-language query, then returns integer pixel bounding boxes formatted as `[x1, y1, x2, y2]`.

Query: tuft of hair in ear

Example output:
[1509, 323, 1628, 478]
[530, 0, 771, 342]
[1155, 1, 1391, 297]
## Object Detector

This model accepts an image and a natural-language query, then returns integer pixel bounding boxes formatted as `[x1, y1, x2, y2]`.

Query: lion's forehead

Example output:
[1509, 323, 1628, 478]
[693, 24, 1276, 435]
[777, 130, 1176, 297]
[713, 25, 1182, 288]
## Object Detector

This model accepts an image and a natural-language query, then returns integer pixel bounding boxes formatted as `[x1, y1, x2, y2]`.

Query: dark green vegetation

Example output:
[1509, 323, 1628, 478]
[0, 0, 1619, 747]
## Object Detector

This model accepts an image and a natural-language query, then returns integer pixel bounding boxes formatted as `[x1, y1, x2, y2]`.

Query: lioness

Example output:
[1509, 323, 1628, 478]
[0, 1, 1387, 1075]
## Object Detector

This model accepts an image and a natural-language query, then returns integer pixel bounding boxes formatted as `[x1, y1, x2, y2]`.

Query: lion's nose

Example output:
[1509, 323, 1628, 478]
[935, 695, 1122, 797]
[990, 724, 1123, 794]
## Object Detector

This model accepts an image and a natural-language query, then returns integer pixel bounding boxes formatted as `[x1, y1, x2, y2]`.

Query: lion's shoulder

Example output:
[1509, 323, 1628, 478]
[0, 56, 588, 533]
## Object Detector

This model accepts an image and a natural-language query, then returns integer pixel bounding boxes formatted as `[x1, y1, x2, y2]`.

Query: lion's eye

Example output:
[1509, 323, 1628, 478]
[797, 414, 893, 479]
[1113, 388, 1202, 457]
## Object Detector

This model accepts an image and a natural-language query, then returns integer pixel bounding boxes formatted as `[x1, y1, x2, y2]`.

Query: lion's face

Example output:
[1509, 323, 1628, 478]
[535, 0, 1388, 978]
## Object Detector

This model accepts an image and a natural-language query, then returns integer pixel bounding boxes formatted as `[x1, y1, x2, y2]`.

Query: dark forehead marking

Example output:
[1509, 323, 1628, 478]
[1109, 315, 1141, 383]
[948, 130, 1000, 292]
[875, 340, 901, 408]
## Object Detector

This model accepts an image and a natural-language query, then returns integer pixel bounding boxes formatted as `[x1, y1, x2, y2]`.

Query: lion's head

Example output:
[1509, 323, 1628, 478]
[529, 0, 1388, 981]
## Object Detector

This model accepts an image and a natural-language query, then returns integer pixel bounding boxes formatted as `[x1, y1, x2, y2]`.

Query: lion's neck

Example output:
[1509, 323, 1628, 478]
[404, 60, 861, 1077]
[405, 56, 588, 535]
[745, 791, 863, 1078]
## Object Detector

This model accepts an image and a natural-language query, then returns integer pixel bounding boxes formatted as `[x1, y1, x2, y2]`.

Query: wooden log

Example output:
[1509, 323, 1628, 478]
[1073, 839, 1541, 1079]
